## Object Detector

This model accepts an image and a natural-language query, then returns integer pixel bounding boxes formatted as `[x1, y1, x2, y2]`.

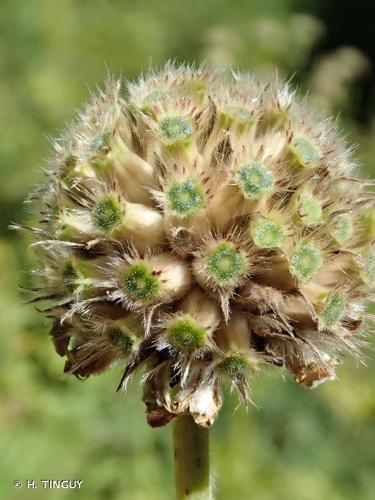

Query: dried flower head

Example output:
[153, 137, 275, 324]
[16, 63, 375, 428]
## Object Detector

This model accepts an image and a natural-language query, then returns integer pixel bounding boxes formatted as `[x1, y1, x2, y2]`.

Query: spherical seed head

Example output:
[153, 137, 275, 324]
[107, 327, 134, 353]
[291, 135, 320, 167]
[299, 192, 322, 225]
[321, 292, 346, 328]
[121, 263, 159, 302]
[93, 196, 122, 233]
[330, 213, 353, 245]
[159, 116, 192, 143]
[217, 355, 249, 377]
[290, 241, 322, 281]
[167, 178, 205, 216]
[20, 63, 375, 427]
[207, 242, 248, 285]
[167, 317, 206, 351]
[236, 161, 274, 199]
[252, 219, 285, 249]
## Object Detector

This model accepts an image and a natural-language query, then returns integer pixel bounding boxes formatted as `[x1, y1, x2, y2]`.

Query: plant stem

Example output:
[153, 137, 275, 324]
[173, 415, 211, 499]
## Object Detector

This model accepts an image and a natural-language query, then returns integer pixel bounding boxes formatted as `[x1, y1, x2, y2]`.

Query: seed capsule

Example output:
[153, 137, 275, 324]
[93, 196, 123, 233]
[290, 241, 323, 282]
[206, 242, 248, 286]
[298, 191, 322, 226]
[290, 135, 320, 168]
[159, 116, 193, 144]
[321, 292, 346, 328]
[167, 317, 206, 351]
[107, 326, 134, 353]
[166, 178, 205, 216]
[235, 161, 274, 199]
[251, 218, 286, 249]
[329, 213, 353, 245]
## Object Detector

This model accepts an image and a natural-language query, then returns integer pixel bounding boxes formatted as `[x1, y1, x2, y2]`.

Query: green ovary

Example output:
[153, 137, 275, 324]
[290, 241, 323, 281]
[321, 292, 346, 328]
[167, 317, 206, 351]
[299, 193, 322, 225]
[121, 263, 159, 302]
[291, 136, 320, 166]
[159, 116, 192, 142]
[236, 161, 274, 199]
[167, 178, 205, 216]
[107, 327, 134, 353]
[218, 355, 249, 377]
[93, 196, 122, 233]
[207, 243, 247, 284]
[330, 213, 353, 245]
[252, 219, 285, 248]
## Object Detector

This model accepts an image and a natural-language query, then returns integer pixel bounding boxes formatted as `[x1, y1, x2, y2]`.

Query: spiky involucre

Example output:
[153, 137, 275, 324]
[18, 63, 375, 428]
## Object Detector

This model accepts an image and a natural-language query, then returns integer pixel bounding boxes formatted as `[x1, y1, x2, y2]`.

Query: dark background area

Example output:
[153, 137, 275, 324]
[303, 0, 375, 125]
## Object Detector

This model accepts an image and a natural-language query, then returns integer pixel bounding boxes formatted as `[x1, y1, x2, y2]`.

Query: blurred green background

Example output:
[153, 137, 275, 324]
[1, 1, 375, 499]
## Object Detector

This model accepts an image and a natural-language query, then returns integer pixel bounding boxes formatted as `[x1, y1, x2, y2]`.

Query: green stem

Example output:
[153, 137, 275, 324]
[173, 415, 211, 499]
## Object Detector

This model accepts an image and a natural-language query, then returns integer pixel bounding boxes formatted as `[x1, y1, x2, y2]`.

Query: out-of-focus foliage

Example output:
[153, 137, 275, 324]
[1, 1, 374, 499]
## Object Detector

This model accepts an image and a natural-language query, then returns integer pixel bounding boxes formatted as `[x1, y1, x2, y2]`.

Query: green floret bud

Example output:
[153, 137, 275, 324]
[290, 241, 323, 281]
[167, 178, 205, 216]
[290, 135, 320, 167]
[167, 317, 206, 351]
[93, 196, 122, 233]
[236, 161, 274, 199]
[321, 292, 346, 328]
[252, 218, 285, 249]
[159, 116, 192, 143]
[299, 192, 322, 225]
[217, 355, 249, 377]
[121, 263, 159, 302]
[207, 242, 248, 285]
[329, 213, 353, 245]
[107, 327, 134, 353]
